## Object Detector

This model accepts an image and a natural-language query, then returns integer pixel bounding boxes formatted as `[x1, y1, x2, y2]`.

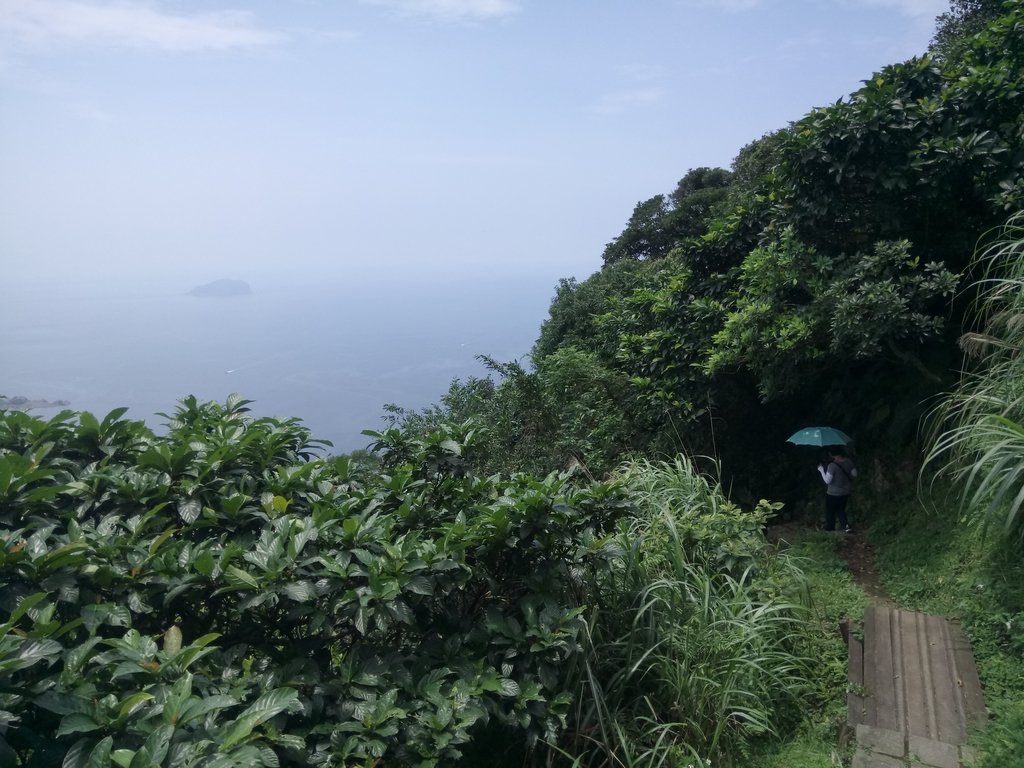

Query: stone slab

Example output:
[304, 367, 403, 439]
[852, 749, 907, 768]
[857, 724, 905, 758]
[908, 734, 959, 768]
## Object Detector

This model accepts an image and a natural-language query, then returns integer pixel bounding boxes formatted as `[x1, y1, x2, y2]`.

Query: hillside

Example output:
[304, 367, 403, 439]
[1, 3, 1022, 767]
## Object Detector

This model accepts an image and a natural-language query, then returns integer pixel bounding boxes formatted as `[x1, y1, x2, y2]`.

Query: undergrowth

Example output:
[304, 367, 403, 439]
[867, 480, 1024, 767]
[559, 458, 810, 768]
[740, 528, 867, 768]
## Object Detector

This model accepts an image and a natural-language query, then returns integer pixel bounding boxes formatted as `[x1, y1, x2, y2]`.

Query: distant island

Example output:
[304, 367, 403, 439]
[188, 279, 252, 297]
[1, 395, 71, 410]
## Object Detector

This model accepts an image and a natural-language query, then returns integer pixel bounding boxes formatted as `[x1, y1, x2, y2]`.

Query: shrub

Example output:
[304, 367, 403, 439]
[0, 397, 631, 766]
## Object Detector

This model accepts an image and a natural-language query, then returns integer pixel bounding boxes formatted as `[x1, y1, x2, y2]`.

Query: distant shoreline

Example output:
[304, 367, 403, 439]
[0, 395, 71, 410]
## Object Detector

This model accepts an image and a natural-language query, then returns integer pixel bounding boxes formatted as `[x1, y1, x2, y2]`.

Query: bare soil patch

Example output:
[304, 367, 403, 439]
[837, 529, 895, 607]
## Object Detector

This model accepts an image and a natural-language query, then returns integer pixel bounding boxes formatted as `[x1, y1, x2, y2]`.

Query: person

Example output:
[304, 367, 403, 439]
[818, 445, 857, 532]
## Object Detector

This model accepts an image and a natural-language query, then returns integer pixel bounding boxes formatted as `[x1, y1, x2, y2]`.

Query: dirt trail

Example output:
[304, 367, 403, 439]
[837, 529, 896, 607]
[767, 522, 896, 606]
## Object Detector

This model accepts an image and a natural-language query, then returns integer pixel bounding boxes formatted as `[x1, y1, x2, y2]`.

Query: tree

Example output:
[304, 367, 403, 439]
[602, 195, 671, 264]
[778, 5, 1024, 270]
[930, 0, 1007, 60]
[706, 229, 959, 399]
[602, 168, 736, 266]
[533, 259, 646, 363]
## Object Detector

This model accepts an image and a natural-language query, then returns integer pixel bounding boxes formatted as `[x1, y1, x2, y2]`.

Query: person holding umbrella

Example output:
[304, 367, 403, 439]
[818, 445, 857, 532]
[786, 427, 858, 532]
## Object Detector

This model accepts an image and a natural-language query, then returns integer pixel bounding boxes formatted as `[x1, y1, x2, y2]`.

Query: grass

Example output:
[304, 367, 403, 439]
[738, 528, 867, 768]
[556, 458, 815, 768]
[865, 479, 1024, 767]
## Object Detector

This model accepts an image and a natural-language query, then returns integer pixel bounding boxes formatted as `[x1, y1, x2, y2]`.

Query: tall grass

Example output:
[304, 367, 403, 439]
[926, 211, 1024, 542]
[555, 458, 806, 767]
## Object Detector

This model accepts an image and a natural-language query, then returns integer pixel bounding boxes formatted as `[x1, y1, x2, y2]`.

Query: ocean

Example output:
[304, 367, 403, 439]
[2, 271, 556, 453]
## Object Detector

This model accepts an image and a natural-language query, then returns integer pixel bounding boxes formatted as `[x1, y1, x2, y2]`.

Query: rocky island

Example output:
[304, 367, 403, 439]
[1, 395, 71, 410]
[188, 279, 252, 297]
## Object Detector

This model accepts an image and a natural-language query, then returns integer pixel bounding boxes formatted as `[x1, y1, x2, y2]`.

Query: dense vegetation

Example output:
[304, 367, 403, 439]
[0, 400, 811, 765]
[391, 0, 1024, 502]
[4, 2, 1024, 766]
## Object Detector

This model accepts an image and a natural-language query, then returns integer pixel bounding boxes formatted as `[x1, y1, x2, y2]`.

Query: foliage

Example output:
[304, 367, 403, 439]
[385, 352, 659, 479]
[739, 529, 867, 768]
[930, 0, 1009, 61]
[778, 19, 1024, 266]
[601, 195, 675, 265]
[927, 212, 1024, 541]
[601, 168, 734, 266]
[518, 3, 1024, 497]
[708, 230, 958, 399]
[973, 699, 1024, 768]
[557, 458, 807, 767]
[532, 260, 648, 364]
[602, 259, 721, 421]
[0, 397, 634, 766]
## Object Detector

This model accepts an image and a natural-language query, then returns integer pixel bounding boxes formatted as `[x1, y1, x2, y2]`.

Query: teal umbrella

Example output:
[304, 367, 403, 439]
[786, 426, 853, 447]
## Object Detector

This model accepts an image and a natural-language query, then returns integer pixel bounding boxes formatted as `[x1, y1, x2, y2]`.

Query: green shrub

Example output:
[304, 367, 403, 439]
[0, 397, 632, 766]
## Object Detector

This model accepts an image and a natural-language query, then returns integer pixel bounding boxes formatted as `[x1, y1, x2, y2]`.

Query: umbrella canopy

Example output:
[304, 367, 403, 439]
[786, 426, 853, 447]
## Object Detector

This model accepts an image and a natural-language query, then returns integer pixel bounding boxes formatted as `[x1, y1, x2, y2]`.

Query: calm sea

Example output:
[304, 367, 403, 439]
[2, 271, 555, 453]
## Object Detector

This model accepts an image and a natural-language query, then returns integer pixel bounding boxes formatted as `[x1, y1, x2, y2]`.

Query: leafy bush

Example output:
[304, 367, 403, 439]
[0, 397, 632, 766]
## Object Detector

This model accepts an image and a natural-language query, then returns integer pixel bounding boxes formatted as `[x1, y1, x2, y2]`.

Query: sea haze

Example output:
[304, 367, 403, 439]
[2, 271, 555, 452]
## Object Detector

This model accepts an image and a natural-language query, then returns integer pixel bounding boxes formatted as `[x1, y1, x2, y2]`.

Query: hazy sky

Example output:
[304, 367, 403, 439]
[1, 0, 950, 288]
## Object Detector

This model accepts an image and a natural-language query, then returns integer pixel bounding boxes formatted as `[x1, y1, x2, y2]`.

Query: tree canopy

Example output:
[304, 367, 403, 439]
[436, 2, 1024, 496]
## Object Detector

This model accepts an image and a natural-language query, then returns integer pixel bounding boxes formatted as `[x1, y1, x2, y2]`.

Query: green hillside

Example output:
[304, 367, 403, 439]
[2, 2, 1023, 766]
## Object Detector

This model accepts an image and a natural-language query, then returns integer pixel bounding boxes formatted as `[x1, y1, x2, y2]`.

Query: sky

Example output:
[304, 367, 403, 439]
[0, 0, 952, 290]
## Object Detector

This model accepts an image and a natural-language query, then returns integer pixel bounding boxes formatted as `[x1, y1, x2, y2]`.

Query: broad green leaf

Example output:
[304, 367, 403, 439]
[61, 736, 92, 768]
[133, 724, 173, 767]
[85, 737, 114, 768]
[226, 566, 259, 591]
[281, 581, 315, 603]
[193, 550, 216, 577]
[498, 678, 521, 697]
[37, 542, 89, 571]
[219, 688, 299, 751]
[81, 604, 131, 635]
[57, 712, 101, 737]
[16, 638, 62, 668]
[149, 527, 178, 555]
[404, 576, 434, 596]
[175, 694, 236, 727]
[178, 499, 201, 524]
[167, 632, 221, 671]
[117, 691, 155, 720]
[0, 592, 48, 634]
[162, 672, 192, 725]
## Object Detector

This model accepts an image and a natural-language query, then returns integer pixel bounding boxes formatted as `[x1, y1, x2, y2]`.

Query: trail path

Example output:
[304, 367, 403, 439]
[840, 533, 987, 768]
